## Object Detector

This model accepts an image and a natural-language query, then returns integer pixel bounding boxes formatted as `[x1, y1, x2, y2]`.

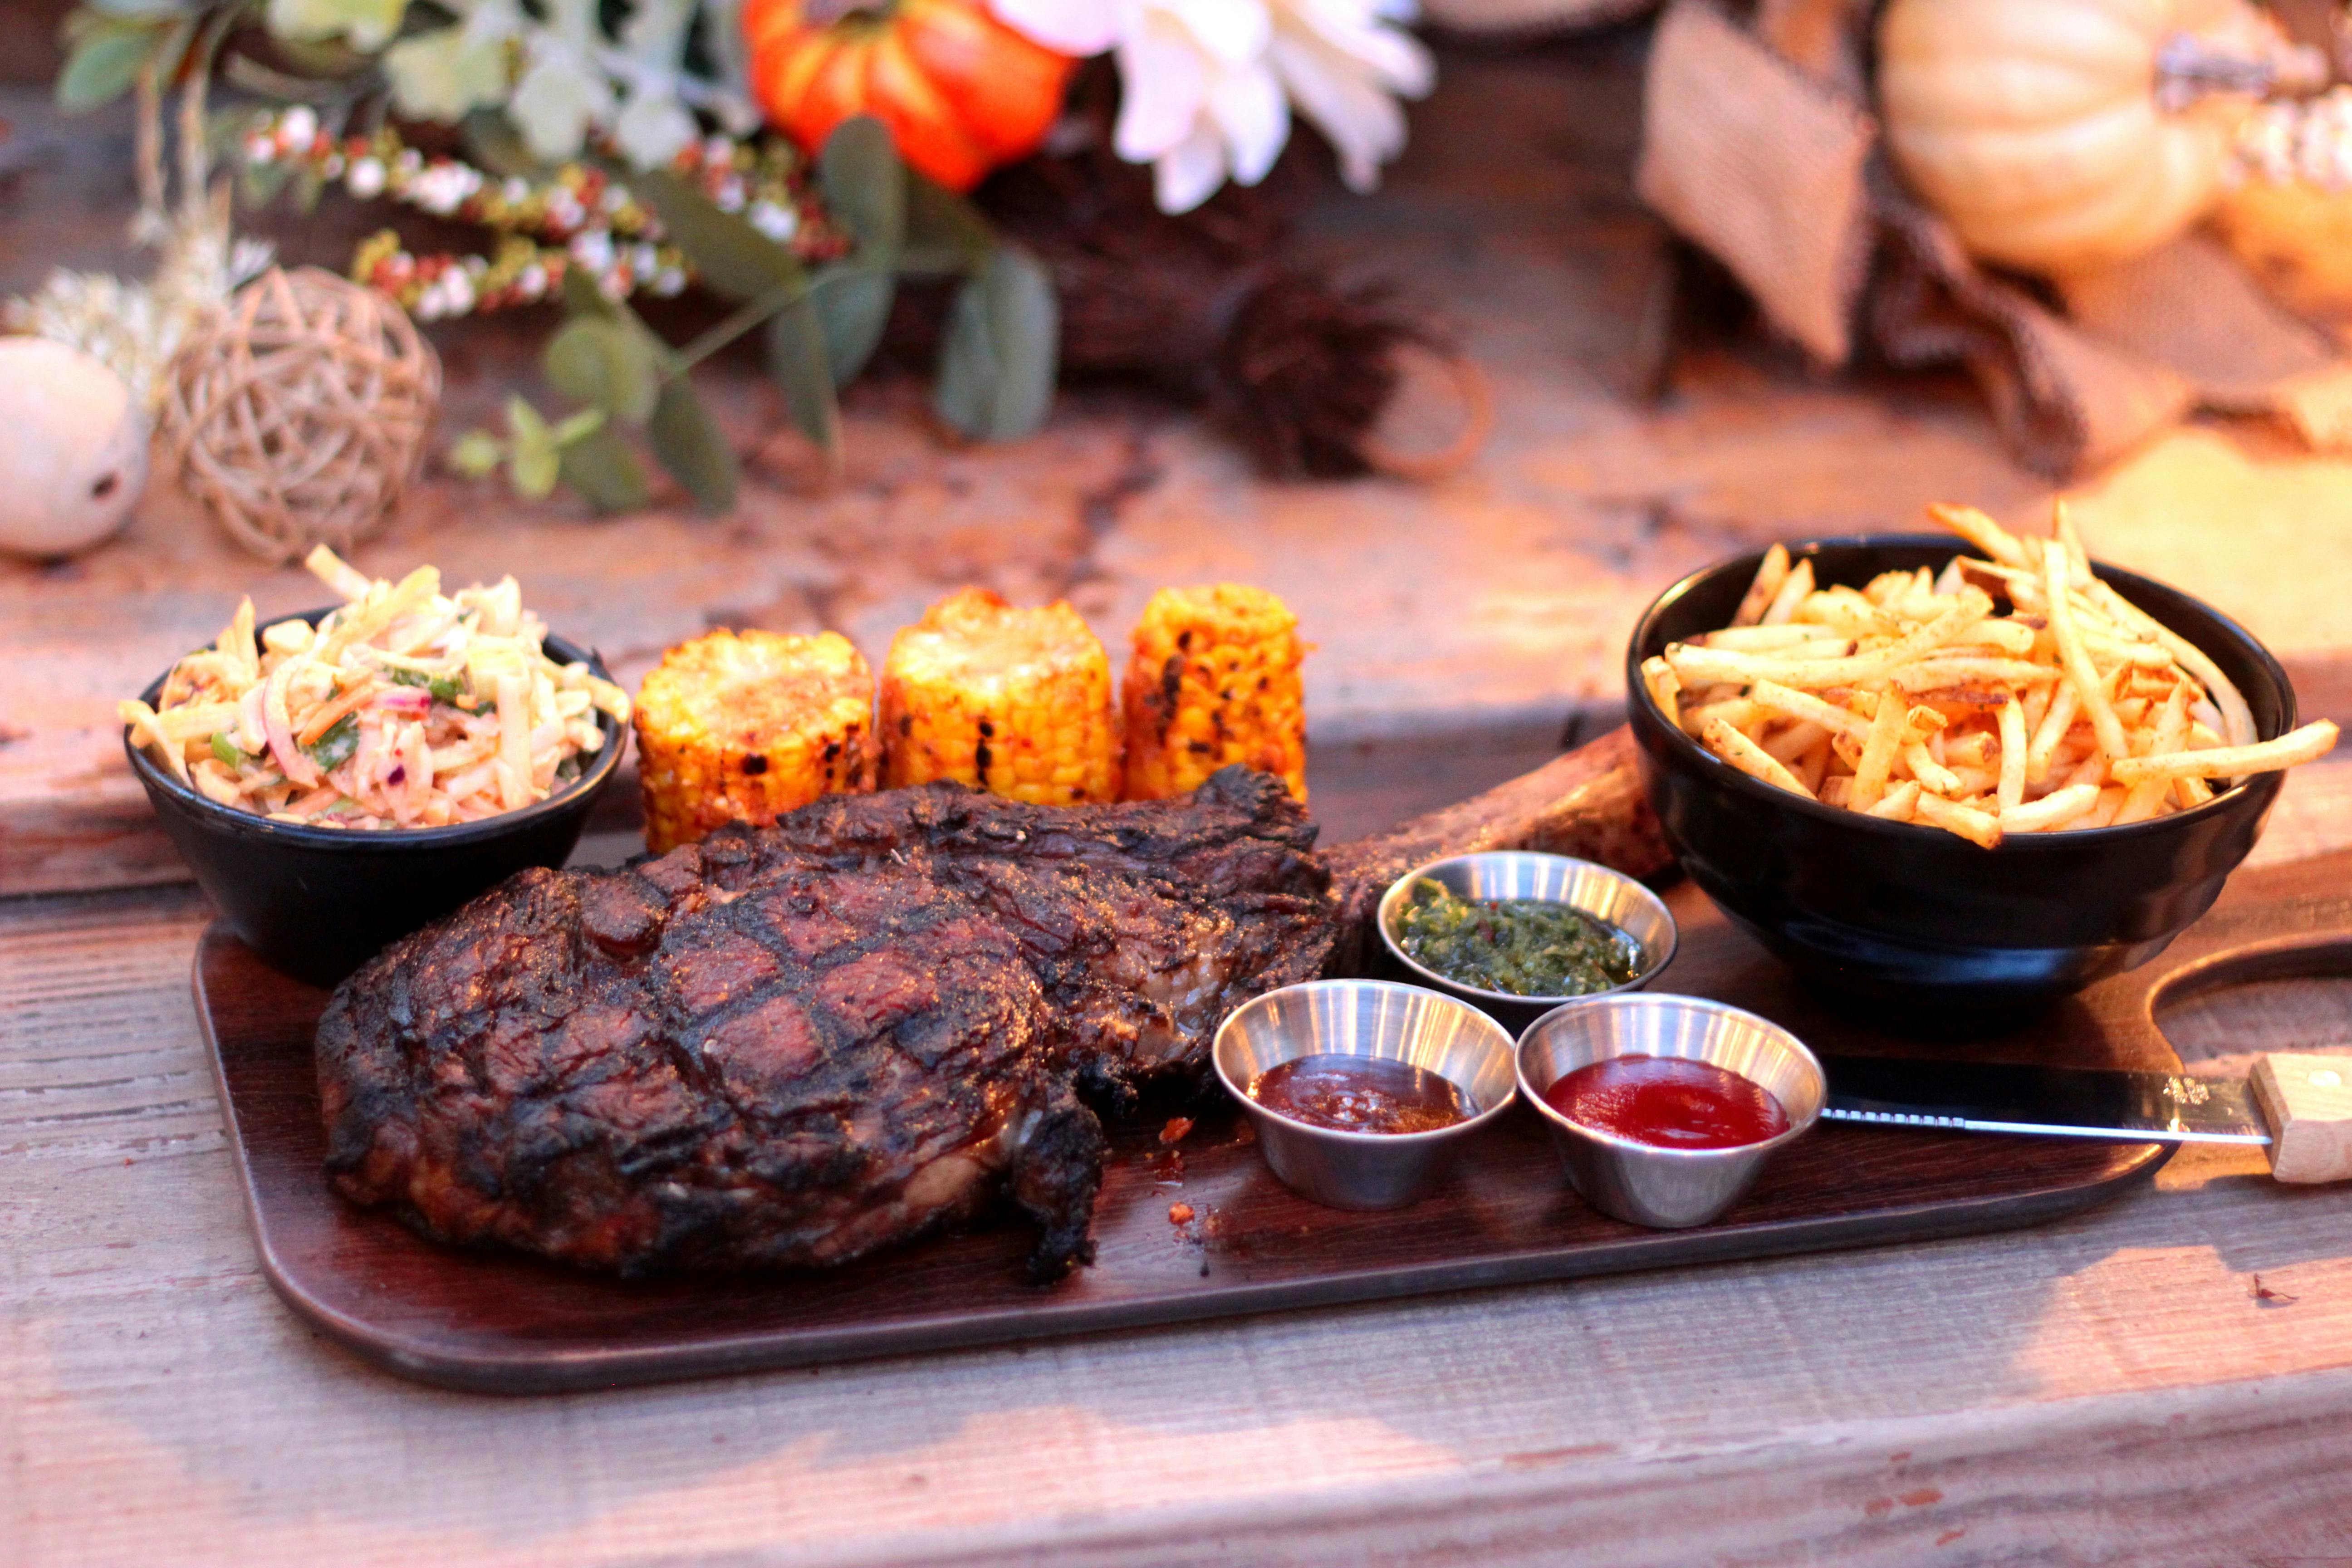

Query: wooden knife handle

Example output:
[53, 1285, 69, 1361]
[2252, 1054, 2352, 1183]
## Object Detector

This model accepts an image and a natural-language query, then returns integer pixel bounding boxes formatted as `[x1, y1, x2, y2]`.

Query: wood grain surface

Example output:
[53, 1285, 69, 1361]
[9, 757, 2352, 1567]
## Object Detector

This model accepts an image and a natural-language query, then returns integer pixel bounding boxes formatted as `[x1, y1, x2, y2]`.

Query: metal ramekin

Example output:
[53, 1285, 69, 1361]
[1377, 852, 1679, 1031]
[1516, 993, 1824, 1229]
[1213, 979, 1519, 1210]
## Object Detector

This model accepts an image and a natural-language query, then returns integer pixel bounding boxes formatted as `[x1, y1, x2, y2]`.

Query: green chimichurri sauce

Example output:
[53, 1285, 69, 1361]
[1393, 878, 1644, 998]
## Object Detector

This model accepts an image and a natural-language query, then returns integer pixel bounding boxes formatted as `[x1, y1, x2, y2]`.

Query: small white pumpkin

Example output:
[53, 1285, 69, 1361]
[0, 338, 147, 560]
[1878, 0, 2302, 277]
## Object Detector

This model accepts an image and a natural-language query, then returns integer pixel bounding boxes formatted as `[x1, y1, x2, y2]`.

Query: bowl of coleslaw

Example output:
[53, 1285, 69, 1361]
[122, 547, 631, 984]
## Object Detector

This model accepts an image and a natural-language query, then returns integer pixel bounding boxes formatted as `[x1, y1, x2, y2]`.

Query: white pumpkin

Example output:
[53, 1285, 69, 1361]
[1878, 0, 2296, 277]
[0, 338, 147, 559]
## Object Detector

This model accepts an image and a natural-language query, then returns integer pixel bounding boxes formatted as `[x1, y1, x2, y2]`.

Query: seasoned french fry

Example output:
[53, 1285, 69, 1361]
[2043, 546, 2128, 764]
[2085, 580, 2254, 746]
[1749, 680, 1872, 740]
[2114, 683, 2191, 826]
[1760, 558, 1815, 627]
[1762, 719, 1833, 765]
[1928, 503, 2029, 568]
[2053, 499, 2091, 579]
[2025, 678, 2079, 784]
[1996, 696, 2027, 813]
[1703, 717, 1814, 798]
[1913, 790, 2003, 847]
[1867, 780, 1921, 820]
[1700, 624, 1848, 652]
[2000, 781, 2101, 833]
[1902, 740, 1963, 796]
[2108, 720, 2339, 785]
[1851, 690, 1906, 812]
[1732, 543, 1790, 627]
[1641, 654, 1680, 728]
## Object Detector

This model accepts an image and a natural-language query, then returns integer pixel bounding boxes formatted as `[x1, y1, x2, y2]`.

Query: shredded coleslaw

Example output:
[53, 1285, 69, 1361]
[121, 546, 631, 829]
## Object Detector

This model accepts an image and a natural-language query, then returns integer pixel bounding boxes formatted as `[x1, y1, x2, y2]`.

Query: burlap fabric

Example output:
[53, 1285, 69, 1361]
[1637, 0, 2352, 476]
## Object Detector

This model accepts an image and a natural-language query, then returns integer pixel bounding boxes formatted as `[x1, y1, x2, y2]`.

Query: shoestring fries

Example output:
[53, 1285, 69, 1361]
[1640, 505, 2338, 849]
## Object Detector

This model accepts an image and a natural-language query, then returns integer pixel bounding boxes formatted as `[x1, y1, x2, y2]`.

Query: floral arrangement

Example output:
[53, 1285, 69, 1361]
[48, 0, 1446, 514]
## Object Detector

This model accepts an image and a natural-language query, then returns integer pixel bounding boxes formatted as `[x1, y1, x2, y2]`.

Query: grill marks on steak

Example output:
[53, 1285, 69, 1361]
[317, 769, 1334, 1279]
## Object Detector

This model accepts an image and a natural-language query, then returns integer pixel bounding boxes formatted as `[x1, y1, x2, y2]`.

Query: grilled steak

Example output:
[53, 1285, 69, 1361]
[318, 768, 1334, 1279]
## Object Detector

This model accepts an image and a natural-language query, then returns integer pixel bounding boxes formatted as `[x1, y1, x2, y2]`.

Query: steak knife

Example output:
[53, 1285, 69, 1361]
[1817, 1051, 2352, 1182]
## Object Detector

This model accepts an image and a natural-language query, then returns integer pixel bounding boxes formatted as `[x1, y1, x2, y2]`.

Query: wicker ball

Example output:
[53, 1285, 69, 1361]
[165, 266, 441, 562]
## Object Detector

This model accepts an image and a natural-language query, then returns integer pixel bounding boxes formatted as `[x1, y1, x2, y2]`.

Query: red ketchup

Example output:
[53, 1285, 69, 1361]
[1542, 1054, 1789, 1150]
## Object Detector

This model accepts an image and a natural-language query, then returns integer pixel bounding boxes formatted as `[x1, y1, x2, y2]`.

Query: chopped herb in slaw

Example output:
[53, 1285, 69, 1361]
[120, 546, 630, 829]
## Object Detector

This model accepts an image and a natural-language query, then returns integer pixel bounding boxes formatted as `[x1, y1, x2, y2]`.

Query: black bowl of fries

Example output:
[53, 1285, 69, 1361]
[1626, 518, 2334, 1014]
[123, 568, 629, 986]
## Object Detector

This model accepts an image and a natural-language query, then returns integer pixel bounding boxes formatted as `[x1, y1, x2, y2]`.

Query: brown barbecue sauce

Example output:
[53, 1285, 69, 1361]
[1247, 1054, 1475, 1135]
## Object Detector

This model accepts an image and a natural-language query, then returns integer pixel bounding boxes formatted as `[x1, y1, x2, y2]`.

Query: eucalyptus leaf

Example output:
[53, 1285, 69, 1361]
[560, 263, 617, 320]
[904, 175, 997, 272]
[461, 111, 543, 179]
[648, 377, 739, 514]
[632, 167, 803, 303]
[819, 116, 905, 255]
[558, 424, 651, 514]
[56, 20, 161, 112]
[545, 318, 660, 426]
[551, 407, 608, 446]
[506, 397, 560, 499]
[810, 264, 895, 388]
[764, 306, 841, 465]
[933, 245, 1059, 443]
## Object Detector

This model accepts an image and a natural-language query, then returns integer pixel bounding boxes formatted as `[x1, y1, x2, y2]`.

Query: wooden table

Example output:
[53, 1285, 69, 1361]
[8, 754, 2352, 1568]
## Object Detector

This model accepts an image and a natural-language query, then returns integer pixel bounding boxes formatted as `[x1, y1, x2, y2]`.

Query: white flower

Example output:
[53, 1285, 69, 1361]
[992, 0, 1431, 213]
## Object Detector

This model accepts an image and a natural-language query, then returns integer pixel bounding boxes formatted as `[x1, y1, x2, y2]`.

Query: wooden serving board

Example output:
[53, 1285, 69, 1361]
[190, 848, 2352, 1395]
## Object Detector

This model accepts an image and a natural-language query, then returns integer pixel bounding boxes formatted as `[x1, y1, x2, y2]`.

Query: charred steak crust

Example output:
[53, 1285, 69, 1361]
[316, 768, 1334, 1280]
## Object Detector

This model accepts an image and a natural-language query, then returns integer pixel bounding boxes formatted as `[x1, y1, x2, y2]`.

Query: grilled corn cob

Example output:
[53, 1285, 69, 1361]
[1121, 584, 1307, 802]
[880, 588, 1122, 804]
[634, 628, 878, 853]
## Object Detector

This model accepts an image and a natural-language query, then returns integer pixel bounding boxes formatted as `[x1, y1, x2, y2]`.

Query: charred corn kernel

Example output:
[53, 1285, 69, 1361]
[1121, 583, 1307, 802]
[633, 629, 877, 853]
[880, 588, 1122, 804]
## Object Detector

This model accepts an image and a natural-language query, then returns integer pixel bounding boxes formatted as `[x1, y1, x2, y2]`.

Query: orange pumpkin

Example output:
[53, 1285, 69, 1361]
[743, 0, 1077, 192]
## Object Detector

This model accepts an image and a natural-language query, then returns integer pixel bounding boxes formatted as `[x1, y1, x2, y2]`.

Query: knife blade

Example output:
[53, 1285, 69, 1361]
[1817, 1053, 2272, 1145]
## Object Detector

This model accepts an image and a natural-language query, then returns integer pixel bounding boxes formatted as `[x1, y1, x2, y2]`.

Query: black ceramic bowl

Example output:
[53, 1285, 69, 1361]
[1626, 535, 2295, 1014]
[125, 607, 627, 986]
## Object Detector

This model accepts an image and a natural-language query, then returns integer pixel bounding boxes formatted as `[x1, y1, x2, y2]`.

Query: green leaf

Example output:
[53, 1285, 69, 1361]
[56, 19, 161, 112]
[819, 116, 906, 255]
[387, 668, 465, 703]
[551, 407, 607, 446]
[506, 396, 560, 499]
[810, 264, 895, 388]
[933, 245, 1059, 443]
[210, 732, 246, 769]
[630, 167, 804, 304]
[648, 377, 739, 514]
[448, 428, 504, 479]
[558, 424, 651, 514]
[303, 713, 361, 770]
[903, 174, 996, 274]
[461, 110, 543, 179]
[560, 263, 616, 321]
[545, 318, 660, 426]
[764, 305, 841, 465]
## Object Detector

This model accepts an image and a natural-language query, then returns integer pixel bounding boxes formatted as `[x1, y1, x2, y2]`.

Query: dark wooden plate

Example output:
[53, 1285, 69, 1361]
[190, 848, 2352, 1394]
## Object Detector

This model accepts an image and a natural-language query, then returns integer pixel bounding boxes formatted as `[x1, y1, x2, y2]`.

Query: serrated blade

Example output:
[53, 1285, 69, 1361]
[1818, 1054, 2271, 1145]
